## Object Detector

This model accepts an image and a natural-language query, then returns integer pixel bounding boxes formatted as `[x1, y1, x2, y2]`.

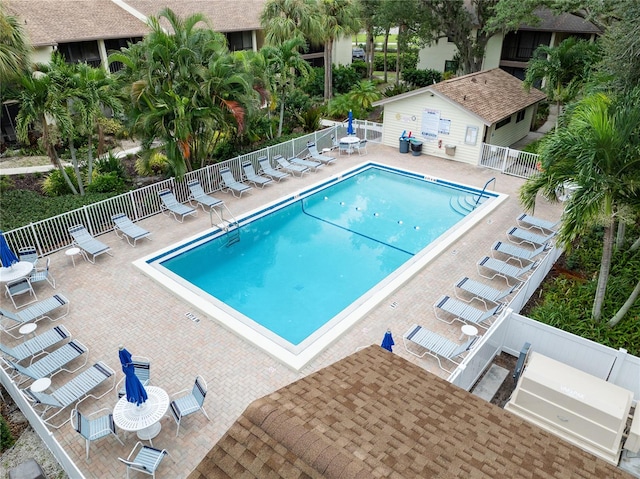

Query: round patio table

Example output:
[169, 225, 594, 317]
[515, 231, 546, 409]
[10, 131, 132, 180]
[112, 386, 169, 441]
[0, 261, 34, 283]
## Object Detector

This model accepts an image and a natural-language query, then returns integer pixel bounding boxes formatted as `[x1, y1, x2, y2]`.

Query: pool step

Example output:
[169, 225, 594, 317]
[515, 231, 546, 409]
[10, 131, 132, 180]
[450, 195, 489, 215]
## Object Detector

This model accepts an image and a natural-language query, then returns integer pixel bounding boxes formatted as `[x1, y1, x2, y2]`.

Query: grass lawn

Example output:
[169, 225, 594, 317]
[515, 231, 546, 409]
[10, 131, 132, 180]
[353, 34, 398, 46]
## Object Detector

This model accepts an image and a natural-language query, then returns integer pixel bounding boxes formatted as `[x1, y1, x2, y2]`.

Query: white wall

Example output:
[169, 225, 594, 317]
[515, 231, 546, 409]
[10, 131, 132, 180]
[381, 92, 485, 165]
[486, 106, 536, 147]
[482, 33, 503, 70]
[417, 37, 457, 71]
[33, 46, 55, 64]
[333, 36, 352, 66]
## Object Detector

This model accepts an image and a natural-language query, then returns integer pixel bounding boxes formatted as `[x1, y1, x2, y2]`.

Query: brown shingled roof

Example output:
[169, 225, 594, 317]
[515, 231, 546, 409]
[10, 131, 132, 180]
[521, 8, 602, 34]
[189, 346, 632, 479]
[123, 0, 264, 32]
[430, 68, 546, 124]
[5, 0, 149, 47]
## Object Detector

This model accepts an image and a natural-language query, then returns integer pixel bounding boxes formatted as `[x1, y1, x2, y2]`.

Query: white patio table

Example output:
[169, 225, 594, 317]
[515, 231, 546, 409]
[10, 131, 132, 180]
[112, 386, 169, 442]
[0, 261, 34, 283]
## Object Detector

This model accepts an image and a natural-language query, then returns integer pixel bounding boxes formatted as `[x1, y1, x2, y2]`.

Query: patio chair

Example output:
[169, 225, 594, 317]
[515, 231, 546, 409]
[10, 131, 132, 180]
[290, 156, 322, 171]
[403, 324, 478, 371]
[307, 142, 336, 164]
[71, 407, 124, 459]
[220, 167, 252, 198]
[186, 179, 225, 211]
[491, 240, 550, 266]
[68, 224, 113, 263]
[516, 213, 559, 232]
[169, 375, 210, 436]
[5, 277, 37, 308]
[0, 293, 70, 338]
[158, 189, 197, 223]
[0, 325, 71, 363]
[4, 339, 88, 384]
[507, 227, 555, 248]
[118, 442, 171, 479]
[242, 161, 273, 188]
[434, 295, 503, 327]
[112, 213, 152, 247]
[23, 361, 116, 428]
[257, 156, 290, 182]
[339, 141, 352, 155]
[274, 155, 308, 177]
[353, 139, 368, 155]
[116, 356, 151, 399]
[454, 276, 518, 308]
[29, 257, 56, 289]
[18, 246, 39, 266]
[477, 256, 539, 286]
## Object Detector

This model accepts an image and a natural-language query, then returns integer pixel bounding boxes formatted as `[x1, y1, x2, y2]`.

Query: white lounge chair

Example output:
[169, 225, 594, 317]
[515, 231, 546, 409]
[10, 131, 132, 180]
[353, 139, 368, 155]
[29, 258, 56, 289]
[275, 155, 308, 176]
[491, 240, 550, 266]
[290, 156, 322, 171]
[339, 141, 351, 155]
[507, 227, 555, 248]
[71, 407, 123, 459]
[186, 179, 224, 211]
[68, 224, 113, 263]
[477, 256, 539, 286]
[23, 361, 116, 428]
[257, 156, 290, 182]
[119, 442, 171, 478]
[4, 339, 88, 384]
[454, 277, 518, 308]
[434, 295, 502, 327]
[158, 189, 197, 223]
[220, 167, 252, 197]
[307, 143, 336, 164]
[0, 325, 71, 363]
[169, 375, 210, 437]
[5, 277, 37, 308]
[516, 213, 559, 232]
[112, 213, 152, 247]
[242, 161, 272, 188]
[403, 324, 477, 371]
[1, 294, 70, 338]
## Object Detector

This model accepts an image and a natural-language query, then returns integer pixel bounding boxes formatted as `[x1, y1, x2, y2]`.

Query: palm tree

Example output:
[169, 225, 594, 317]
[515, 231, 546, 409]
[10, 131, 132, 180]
[260, 37, 312, 137]
[317, 0, 361, 100]
[520, 92, 640, 321]
[0, 3, 30, 84]
[260, 0, 323, 46]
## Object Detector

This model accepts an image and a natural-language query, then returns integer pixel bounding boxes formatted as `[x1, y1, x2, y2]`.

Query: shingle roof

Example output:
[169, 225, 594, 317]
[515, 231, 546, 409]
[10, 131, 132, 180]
[123, 0, 265, 32]
[5, 0, 149, 47]
[189, 346, 632, 479]
[521, 8, 602, 34]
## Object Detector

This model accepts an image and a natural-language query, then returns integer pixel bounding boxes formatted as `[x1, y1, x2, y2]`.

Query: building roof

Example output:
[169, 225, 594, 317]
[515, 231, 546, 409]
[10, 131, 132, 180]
[188, 346, 631, 479]
[122, 0, 264, 33]
[520, 8, 602, 34]
[373, 68, 546, 125]
[5, 0, 149, 47]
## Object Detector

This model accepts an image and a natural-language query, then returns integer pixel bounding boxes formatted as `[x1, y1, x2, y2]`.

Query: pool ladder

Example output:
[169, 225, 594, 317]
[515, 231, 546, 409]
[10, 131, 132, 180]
[209, 204, 241, 246]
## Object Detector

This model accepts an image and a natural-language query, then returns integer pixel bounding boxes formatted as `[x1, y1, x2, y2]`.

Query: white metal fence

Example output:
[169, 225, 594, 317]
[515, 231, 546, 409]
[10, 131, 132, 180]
[479, 143, 540, 179]
[2, 121, 383, 259]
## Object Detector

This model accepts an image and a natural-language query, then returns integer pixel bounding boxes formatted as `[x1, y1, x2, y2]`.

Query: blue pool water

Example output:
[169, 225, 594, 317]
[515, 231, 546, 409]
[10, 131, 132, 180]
[157, 165, 488, 346]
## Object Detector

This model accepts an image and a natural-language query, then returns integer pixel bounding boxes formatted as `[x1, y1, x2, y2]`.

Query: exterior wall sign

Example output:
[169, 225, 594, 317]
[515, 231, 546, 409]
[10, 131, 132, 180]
[421, 108, 440, 140]
[465, 125, 478, 145]
[438, 118, 451, 135]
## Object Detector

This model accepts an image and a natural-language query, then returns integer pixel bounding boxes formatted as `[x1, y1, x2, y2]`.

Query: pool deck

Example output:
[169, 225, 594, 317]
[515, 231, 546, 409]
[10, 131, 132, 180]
[3, 144, 563, 478]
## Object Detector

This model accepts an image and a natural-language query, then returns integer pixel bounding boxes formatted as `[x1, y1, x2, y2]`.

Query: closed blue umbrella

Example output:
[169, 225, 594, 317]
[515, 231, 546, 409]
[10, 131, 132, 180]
[118, 347, 148, 406]
[381, 330, 394, 352]
[347, 110, 354, 135]
[0, 231, 18, 267]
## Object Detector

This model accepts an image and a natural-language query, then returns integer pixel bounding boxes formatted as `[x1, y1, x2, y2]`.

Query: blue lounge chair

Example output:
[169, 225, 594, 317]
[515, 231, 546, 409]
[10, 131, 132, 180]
[258, 156, 290, 182]
[187, 179, 224, 211]
[220, 167, 252, 197]
[403, 324, 477, 371]
[1, 294, 70, 338]
[158, 189, 197, 223]
[507, 227, 555, 248]
[290, 156, 322, 171]
[434, 295, 502, 327]
[68, 225, 113, 263]
[4, 339, 88, 384]
[491, 240, 550, 266]
[477, 256, 538, 286]
[275, 155, 308, 176]
[23, 361, 116, 428]
[454, 277, 518, 308]
[0, 325, 71, 363]
[242, 161, 272, 188]
[307, 143, 336, 165]
[112, 213, 152, 247]
[516, 213, 559, 232]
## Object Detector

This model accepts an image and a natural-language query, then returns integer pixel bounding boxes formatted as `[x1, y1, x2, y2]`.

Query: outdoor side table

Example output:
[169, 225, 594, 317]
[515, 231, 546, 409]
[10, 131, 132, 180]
[460, 324, 479, 340]
[19, 323, 37, 338]
[65, 247, 81, 267]
[30, 377, 52, 393]
[113, 386, 169, 442]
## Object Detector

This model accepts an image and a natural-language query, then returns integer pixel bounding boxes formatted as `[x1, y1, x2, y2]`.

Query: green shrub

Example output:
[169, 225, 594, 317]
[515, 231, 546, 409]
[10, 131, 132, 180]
[42, 166, 79, 197]
[402, 69, 443, 88]
[332, 64, 361, 95]
[0, 175, 14, 192]
[135, 151, 169, 176]
[373, 51, 418, 72]
[351, 60, 368, 78]
[97, 117, 124, 136]
[86, 172, 127, 194]
[298, 67, 324, 97]
[0, 415, 14, 452]
[383, 84, 412, 97]
[96, 153, 127, 179]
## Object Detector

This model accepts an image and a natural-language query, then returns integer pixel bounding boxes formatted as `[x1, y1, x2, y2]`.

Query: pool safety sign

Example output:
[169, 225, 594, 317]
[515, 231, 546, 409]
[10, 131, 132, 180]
[421, 108, 440, 141]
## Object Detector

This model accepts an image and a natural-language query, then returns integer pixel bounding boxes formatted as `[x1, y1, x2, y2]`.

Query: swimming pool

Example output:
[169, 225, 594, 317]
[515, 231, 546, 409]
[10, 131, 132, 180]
[136, 163, 504, 369]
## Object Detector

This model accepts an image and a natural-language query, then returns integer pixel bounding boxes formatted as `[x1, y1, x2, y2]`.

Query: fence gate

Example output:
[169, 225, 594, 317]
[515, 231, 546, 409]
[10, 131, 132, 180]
[479, 143, 540, 179]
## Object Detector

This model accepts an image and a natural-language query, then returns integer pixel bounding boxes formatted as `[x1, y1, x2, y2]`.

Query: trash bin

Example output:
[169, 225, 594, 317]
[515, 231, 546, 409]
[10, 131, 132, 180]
[445, 144, 456, 156]
[410, 139, 423, 156]
[399, 137, 410, 154]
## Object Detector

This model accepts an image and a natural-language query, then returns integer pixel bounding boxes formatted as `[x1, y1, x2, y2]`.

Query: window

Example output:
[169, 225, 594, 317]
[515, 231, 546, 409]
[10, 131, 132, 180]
[226, 31, 253, 51]
[516, 110, 526, 123]
[444, 60, 458, 73]
[496, 117, 512, 130]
